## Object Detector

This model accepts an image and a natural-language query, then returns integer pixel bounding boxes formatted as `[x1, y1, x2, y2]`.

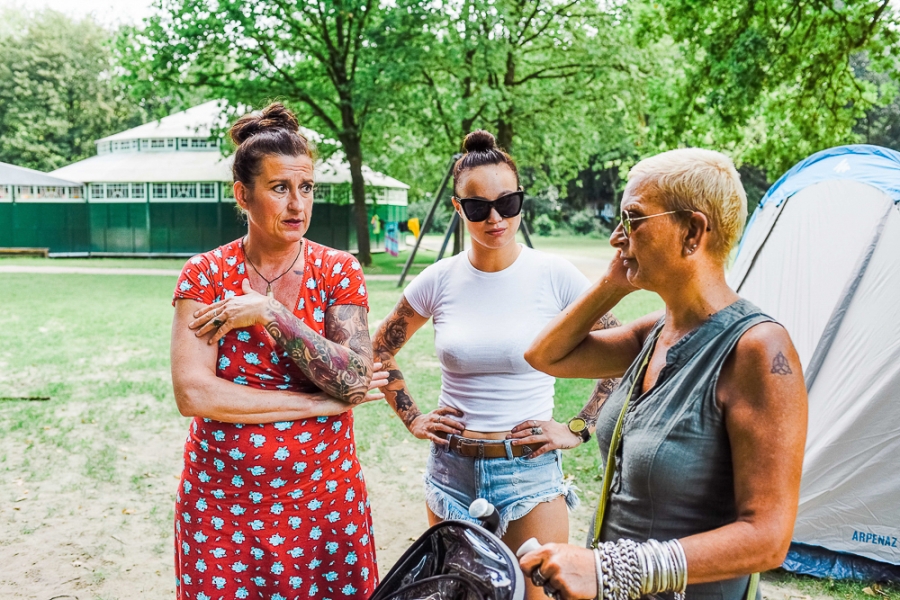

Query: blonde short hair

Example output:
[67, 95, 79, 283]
[627, 148, 747, 262]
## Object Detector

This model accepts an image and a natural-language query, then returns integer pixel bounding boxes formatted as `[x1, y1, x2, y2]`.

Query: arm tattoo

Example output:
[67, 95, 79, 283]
[593, 311, 623, 332]
[374, 298, 424, 429]
[578, 377, 620, 428]
[393, 386, 422, 428]
[770, 351, 793, 375]
[578, 311, 623, 427]
[264, 300, 373, 405]
[375, 298, 415, 357]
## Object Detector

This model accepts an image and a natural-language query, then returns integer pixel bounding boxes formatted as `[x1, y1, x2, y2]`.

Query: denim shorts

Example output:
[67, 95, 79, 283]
[424, 441, 579, 537]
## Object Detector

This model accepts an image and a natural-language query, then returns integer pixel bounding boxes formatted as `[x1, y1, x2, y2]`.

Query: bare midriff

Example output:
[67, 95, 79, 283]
[460, 429, 512, 440]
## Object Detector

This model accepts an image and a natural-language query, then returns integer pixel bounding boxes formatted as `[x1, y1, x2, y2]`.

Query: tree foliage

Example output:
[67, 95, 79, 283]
[4, 0, 900, 238]
[366, 0, 650, 201]
[118, 0, 430, 265]
[642, 0, 900, 174]
[0, 9, 143, 171]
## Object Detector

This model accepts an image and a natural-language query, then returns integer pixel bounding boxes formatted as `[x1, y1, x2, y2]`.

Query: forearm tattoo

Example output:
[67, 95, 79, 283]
[579, 377, 620, 428]
[374, 298, 423, 429]
[579, 311, 624, 428]
[264, 300, 373, 405]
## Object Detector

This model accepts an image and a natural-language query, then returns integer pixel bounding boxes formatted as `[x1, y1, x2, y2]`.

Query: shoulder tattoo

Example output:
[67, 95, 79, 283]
[770, 351, 793, 376]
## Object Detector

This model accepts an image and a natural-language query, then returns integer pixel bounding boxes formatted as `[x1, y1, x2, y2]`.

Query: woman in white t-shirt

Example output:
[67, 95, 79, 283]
[373, 131, 619, 598]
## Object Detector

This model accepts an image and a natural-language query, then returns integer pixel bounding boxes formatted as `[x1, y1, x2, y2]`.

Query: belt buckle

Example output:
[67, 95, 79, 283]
[457, 437, 475, 457]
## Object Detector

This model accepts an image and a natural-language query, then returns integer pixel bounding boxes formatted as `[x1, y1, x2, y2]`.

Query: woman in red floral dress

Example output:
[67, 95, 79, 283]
[170, 103, 382, 600]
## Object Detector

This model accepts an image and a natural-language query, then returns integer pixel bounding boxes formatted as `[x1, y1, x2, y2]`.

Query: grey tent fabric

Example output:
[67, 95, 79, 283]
[727, 147, 900, 572]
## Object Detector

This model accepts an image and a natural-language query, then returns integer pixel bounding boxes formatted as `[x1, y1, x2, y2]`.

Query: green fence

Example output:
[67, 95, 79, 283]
[0, 201, 356, 255]
[0, 203, 91, 252]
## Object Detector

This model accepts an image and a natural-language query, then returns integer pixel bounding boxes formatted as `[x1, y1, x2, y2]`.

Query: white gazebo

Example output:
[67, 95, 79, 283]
[38, 100, 408, 254]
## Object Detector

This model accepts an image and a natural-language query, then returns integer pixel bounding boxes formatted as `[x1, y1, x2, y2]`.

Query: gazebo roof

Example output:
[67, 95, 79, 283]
[50, 150, 409, 189]
[65, 100, 409, 190]
[97, 100, 227, 142]
[0, 161, 83, 187]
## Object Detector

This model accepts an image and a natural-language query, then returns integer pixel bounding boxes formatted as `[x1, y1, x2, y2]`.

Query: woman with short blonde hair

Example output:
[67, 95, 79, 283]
[628, 148, 747, 261]
[521, 148, 807, 600]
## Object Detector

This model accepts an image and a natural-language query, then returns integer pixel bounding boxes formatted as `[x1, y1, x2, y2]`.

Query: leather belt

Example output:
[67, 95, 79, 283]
[441, 433, 541, 459]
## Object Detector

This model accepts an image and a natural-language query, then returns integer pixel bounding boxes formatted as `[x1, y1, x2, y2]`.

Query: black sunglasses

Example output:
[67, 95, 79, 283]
[455, 190, 524, 222]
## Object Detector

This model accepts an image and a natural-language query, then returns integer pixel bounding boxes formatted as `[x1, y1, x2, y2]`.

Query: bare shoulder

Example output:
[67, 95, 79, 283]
[731, 321, 799, 376]
[719, 320, 806, 411]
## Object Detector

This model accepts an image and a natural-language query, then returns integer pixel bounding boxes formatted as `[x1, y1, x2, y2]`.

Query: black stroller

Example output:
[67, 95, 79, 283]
[369, 500, 526, 600]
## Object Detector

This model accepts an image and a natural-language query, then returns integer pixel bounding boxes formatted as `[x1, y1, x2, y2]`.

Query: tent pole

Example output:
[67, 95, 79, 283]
[437, 212, 459, 262]
[397, 154, 460, 288]
[520, 218, 534, 248]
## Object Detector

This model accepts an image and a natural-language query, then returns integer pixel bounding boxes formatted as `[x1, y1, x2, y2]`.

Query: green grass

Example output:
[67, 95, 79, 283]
[361, 249, 436, 276]
[530, 233, 616, 257]
[765, 569, 899, 600]
[0, 232, 616, 276]
[0, 267, 889, 600]
[0, 270, 647, 488]
[0, 255, 188, 270]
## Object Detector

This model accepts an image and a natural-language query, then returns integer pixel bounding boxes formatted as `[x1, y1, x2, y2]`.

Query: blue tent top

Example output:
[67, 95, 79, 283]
[758, 144, 900, 210]
[737, 145, 900, 258]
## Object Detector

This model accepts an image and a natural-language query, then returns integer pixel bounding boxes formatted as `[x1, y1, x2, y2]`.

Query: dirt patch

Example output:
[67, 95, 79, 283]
[0, 394, 186, 599]
[0, 418, 433, 599]
[0, 405, 831, 600]
[361, 439, 431, 569]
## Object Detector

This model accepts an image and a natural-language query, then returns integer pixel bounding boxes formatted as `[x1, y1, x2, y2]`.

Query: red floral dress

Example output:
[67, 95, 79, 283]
[171, 238, 377, 600]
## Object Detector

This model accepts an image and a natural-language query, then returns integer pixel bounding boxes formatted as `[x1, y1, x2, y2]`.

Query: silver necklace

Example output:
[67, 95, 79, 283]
[241, 238, 303, 297]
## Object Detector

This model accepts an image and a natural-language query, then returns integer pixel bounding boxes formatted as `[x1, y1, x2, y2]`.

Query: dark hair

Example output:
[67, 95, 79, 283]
[452, 130, 519, 195]
[229, 103, 315, 185]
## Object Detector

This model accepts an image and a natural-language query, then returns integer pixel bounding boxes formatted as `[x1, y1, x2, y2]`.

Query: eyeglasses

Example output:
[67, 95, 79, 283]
[455, 190, 524, 222]
[619, 208, 697, 238]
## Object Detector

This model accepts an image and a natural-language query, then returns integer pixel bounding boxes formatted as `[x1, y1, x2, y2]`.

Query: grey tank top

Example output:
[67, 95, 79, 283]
[594, 298, 773, 600]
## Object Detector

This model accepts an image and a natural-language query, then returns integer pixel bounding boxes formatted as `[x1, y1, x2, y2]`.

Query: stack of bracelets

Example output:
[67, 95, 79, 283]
[592, 538, 688, 600]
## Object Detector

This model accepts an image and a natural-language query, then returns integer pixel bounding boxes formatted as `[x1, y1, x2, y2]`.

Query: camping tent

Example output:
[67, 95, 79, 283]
[727, 145, 900, 580]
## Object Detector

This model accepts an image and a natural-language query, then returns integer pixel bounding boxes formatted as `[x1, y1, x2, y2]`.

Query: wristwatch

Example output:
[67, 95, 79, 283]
[567, 417, 591, 443]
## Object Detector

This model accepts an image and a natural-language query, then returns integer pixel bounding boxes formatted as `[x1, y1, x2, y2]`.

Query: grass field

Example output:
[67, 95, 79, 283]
[0, 249, 896, 600]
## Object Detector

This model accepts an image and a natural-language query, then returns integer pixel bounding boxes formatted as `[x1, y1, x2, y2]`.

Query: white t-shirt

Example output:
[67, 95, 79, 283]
[403, 245, 590, 431]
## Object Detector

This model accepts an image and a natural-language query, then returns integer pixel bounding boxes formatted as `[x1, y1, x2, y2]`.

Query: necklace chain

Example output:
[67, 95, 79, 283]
[242, 238, 304, 297]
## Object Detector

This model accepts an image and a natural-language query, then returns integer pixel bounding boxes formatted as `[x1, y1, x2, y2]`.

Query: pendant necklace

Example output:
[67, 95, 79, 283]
[242, 237, 304, 297]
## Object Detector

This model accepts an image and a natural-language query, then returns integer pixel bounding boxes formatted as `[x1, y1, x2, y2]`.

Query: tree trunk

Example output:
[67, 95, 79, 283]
[497, 117, 514, 152]
[342, 133, 372, 266]
[497, 49, 516, 151]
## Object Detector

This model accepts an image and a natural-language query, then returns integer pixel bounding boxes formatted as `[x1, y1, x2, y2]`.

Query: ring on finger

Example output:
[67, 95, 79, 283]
[531, 568, 548, 587]
[213, 318, 223, 327]
[531, 426, 543, 436]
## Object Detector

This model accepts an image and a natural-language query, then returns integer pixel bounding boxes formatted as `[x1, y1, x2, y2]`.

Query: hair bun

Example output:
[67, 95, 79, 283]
[230, 102, 300, 145]
[462, 130, 498, 153]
